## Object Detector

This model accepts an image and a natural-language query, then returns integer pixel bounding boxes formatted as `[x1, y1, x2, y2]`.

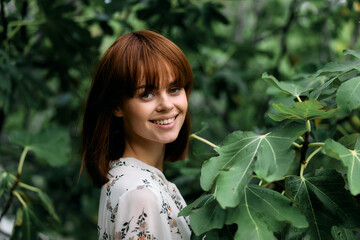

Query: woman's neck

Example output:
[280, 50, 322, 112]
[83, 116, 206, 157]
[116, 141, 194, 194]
[122, 140, 165, 171]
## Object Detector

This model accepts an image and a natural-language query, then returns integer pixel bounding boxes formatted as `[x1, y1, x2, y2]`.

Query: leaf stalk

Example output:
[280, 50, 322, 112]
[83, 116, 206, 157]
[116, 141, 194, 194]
[190, 134, 219, 148]
[304, 147, 323, 168]
[13, 191, 27, 207]
[292, 142, 302, 148]
[308, 142, 324, 147]
[18, 146, 29, 175]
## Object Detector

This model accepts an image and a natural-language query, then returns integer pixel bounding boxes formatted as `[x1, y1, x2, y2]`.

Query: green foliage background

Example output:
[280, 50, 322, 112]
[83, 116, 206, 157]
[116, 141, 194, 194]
[0, 0, 360, 239]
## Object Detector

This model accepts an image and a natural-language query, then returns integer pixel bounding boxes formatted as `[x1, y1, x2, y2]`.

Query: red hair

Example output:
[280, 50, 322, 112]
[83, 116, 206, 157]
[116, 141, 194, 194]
[81, 30, 193, 187]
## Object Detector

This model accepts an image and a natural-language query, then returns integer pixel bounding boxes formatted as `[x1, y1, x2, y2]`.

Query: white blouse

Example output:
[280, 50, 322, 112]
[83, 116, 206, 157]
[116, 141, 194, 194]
[97, 157, 191, 240]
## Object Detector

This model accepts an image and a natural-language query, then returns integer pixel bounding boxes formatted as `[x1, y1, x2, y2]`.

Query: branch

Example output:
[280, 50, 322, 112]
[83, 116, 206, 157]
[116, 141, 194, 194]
[0, 147, 29, 221]
[300, 130, 309, 165]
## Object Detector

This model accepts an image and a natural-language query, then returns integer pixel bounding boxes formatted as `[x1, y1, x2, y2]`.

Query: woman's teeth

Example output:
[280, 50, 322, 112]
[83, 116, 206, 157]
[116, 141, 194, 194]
[152, 117, 175, 125]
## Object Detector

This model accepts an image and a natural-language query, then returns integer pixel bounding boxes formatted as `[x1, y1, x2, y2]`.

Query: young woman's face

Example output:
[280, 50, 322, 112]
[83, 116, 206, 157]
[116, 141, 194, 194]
[115, 74, 188, 147]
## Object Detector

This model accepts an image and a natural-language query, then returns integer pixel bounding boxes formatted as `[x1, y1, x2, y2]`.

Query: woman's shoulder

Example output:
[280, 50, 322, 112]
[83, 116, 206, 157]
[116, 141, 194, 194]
[104, 159, 162, 198]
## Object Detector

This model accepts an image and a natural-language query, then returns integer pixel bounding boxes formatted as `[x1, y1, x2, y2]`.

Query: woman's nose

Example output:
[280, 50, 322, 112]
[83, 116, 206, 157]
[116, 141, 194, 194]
[156, 93, 174, 112]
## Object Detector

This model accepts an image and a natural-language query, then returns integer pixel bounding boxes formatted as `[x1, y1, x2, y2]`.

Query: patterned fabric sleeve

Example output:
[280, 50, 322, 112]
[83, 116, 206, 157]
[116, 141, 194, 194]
[114, 187, 179, 240]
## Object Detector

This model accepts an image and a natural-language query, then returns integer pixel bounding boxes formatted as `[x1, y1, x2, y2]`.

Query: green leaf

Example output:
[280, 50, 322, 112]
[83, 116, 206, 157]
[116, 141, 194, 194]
[269, 99, 337, 122]
[262, 72, 309, 97]
[322, 138, 360, 195]
[200, 123, 307, 208]
[331, 226, 355, 240]
[336, 77, 360, 115]
[227, 185, 308, 240]
[338, 133, 360, 149]
[285, 169, 360, 239]
[189, 197, 227, 236]
[0, 171, 14, 198]
[38, 191, 61, 223]
[309, 61, 360, 100]
[314, 60, 360, 76]
[8, 126, 70, 167]
[178, 194, 213, 217]
[343, 49, 360, 59]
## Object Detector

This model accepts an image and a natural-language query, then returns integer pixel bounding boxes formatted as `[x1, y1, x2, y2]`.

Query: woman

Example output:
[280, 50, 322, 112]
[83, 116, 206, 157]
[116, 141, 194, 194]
[81, 30, 193, 239]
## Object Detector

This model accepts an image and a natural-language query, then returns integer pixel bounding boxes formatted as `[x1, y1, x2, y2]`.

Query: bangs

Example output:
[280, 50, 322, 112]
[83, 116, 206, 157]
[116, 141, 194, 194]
[118, 32, 192, 99]
[136, 56, 186, 93]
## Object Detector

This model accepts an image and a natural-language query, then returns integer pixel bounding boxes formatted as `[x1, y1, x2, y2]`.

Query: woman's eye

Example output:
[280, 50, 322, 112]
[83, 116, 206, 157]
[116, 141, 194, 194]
[169, 88, 181, 94]
[141, 92, 153, 99]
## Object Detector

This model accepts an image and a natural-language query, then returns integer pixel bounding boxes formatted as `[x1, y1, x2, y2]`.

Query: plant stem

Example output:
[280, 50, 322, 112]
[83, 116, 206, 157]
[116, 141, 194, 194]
[308, 142, 324, 147]
[296, 95, 302, 102]
[300, 131, 310, 164]
[13, 191, 27, 207]
[0, 146, 29, 221]
[292, 142, 302, 148]
[299, 120, 312, 177]
[190, 134, 219, 148]
[300, 163, 305, 179]
[304, 147, 323, 168]
[18, 146, 29, 175]
[306, 120, 311, 132]
[10, 174, 40, 192]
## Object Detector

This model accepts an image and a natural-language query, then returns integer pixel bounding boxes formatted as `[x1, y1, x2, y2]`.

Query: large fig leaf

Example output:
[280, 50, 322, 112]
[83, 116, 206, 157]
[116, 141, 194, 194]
[227, 185, 308, 240]
[200, 123, 306, 208]
[285, 169, 360, 239]
[269, 99, 337, 122]
[8, 127, 70, 167]
[336, 76, 360, 115]
[262, 73, 309, 98]
[322, 138, 360, 195]
[186, 196, 227, 236]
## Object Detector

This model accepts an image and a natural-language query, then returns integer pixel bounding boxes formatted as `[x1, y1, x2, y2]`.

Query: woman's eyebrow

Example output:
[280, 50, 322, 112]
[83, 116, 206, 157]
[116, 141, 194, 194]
[169, 79, 181, 87]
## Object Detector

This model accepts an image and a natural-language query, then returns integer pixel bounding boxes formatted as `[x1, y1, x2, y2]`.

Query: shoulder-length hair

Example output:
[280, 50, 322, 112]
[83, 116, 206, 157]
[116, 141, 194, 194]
[81, 30, 193, 188]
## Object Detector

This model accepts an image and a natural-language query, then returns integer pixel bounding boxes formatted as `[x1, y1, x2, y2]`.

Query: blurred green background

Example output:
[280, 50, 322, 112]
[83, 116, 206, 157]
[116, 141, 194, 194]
[0, 0, 359, 238]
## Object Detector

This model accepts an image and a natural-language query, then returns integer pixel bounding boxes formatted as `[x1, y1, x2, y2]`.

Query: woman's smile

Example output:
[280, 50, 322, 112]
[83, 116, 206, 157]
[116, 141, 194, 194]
[150, 115, 177, 125]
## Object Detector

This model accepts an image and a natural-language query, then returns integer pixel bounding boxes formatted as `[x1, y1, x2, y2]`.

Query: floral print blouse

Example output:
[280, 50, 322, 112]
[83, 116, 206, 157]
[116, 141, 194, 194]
[97, 157, 191, 240]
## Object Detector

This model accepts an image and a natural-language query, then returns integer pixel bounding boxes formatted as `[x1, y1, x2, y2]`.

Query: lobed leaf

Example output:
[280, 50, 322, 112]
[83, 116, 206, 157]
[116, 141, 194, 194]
[269, 99, 337, 122]
[336, 76, 360, 115]
[226, 185, 308, 240]
[343, 49, 360, 59]
[200, 123, 307, 208]
[285, 169, 360, 239]
[8, 127, 70, 167]
[262, 72, 309, 98]
[188, 197, 227, 236]
[322, 138, 360, 195]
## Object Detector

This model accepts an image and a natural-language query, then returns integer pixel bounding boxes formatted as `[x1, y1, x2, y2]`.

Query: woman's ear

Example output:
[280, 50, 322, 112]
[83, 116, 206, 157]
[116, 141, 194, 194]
[113, 107, 124, 117]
